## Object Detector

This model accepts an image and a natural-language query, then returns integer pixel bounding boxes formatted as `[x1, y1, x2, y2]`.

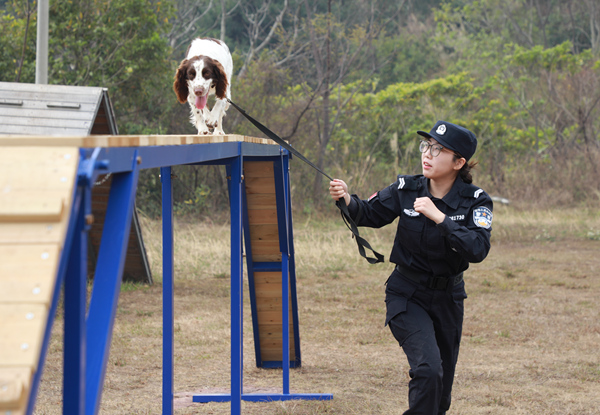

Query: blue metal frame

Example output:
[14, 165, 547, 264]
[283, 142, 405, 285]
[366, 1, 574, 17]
[29, 141, 331, 415]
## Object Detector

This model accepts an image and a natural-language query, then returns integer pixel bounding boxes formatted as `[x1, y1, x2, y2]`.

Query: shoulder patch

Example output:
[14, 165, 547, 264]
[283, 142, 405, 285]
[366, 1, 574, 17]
[460, 184, 484, 199]
[396, 175, 420, 191]
[473, 207, 493, 229]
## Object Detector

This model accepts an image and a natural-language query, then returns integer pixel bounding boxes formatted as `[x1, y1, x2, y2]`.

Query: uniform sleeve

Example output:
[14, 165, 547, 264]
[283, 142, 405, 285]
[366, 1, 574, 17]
[342, 182, 401, 229]
[436, 195, 493, 263]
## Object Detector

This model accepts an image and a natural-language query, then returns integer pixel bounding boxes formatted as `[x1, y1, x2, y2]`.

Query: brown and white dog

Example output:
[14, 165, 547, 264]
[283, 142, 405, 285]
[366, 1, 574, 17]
[173, 38, 233, 135]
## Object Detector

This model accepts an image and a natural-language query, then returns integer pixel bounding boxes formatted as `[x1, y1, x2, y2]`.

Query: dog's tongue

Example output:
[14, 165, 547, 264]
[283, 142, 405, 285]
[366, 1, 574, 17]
[195, 94, 207, 110]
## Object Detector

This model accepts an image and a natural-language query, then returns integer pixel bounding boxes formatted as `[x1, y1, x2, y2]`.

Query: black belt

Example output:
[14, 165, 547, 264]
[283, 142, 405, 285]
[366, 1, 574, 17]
[395, 264, 463, 290]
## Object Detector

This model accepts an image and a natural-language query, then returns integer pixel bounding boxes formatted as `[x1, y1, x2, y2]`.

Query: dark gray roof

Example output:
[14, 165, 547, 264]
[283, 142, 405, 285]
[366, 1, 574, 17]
[0, 82, 118, 135]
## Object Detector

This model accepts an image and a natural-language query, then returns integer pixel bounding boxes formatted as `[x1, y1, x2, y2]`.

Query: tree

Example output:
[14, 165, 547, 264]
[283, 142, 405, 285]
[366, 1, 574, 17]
[47, 0, 174, 133]
[263, 0, 407, 202]
[0, 0, 37, 83]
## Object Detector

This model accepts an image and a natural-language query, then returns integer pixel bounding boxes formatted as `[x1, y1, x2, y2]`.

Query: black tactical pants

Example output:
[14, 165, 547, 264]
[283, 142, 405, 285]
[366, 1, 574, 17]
[386, 269, 466, 415]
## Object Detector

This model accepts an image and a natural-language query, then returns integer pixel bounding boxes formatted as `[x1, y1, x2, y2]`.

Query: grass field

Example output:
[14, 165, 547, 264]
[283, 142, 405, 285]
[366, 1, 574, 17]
[34, 205, 600, 414]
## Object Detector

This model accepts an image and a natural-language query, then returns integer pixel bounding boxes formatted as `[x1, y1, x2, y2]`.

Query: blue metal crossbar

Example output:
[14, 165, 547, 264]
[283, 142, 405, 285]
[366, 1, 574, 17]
[30, 140, 332, 415]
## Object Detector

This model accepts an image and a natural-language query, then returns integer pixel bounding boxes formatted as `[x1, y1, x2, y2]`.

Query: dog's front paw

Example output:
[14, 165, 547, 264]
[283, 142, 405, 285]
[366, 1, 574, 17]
[196, 126, 210, 135]
[205, 114, 218, 129]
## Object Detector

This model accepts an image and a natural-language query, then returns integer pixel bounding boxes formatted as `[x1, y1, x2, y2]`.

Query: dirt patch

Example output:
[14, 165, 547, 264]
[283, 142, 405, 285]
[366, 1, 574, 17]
[33, 215, 600, 414]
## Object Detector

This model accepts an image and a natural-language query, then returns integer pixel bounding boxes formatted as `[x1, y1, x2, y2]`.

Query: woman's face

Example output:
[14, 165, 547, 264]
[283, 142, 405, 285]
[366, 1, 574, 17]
[421, 139, 465, 181]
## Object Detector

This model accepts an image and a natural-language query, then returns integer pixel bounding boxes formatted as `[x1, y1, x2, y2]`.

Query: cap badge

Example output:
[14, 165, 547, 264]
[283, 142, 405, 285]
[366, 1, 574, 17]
[436, 124, 447, 135]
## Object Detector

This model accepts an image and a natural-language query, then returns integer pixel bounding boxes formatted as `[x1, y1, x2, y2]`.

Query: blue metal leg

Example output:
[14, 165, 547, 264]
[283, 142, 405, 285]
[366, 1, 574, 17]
[282, 253, 290, 395]
[161, 167, 174, 415]
[85, 154, 141, 415]
[230, 156, 244, 415]
[63, 187, 89, 414]
[282, 154, 302, 366]
[277, 152, 291, 395]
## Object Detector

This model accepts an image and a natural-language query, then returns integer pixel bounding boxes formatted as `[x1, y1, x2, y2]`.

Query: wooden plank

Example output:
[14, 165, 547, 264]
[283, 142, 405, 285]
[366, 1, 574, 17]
[252, 253, 282, 262]
[0, 258, 60, 305]
[244, 161, 274, 177]
[260, 343, 296, 353]
[253, 271, 283, 284]
[249, 224, 279, 242]
[0, 147, 78, 222]
[1, 147, 79, 191]
[250, 244, 281, 257]
[247, 208, 278, 225]
[0, 222, 64, 244]
[1, 147, 79, 168]
[0, 367, 31, 412]
[0, 304, 49, 369]
[256, 311, 294, 324]
[0, 191, 65, 223]
[255, 288, 292, 299]
[260, 349, 296, 359]
[244, 176, 276, 194]
[0, 244, 61, 279]
[257, 326, 295, 340]
[256, 301, 285, 312]
[245, 193, 277, 209]
[0, 278, 60, 305]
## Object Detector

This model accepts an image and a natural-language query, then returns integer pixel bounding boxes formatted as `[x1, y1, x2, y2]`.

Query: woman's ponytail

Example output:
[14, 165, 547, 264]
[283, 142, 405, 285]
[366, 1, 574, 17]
[453, 152, 478, 184]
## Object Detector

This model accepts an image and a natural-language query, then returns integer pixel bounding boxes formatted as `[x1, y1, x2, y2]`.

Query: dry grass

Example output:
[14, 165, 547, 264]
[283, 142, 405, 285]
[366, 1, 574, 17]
[33, 206, 600, 414]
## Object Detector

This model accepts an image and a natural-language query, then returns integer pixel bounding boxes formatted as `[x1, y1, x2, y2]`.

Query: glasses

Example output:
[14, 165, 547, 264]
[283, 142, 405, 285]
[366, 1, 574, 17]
[419, 140, 444, 157]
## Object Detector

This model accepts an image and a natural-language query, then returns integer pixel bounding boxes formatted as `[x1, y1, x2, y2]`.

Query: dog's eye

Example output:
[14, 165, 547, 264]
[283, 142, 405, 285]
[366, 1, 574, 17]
[188, 70, 196, 78]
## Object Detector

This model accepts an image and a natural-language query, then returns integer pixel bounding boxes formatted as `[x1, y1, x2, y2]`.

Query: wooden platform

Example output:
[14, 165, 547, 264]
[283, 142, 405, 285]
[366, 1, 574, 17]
[0, 147, 79, 415]
[0, 134, 273, 147]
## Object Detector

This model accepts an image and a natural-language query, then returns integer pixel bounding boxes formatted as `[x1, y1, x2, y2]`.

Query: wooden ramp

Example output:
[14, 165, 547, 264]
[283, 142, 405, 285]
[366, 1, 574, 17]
[0, 147, 79, 415]
[244, 161, 299, 367]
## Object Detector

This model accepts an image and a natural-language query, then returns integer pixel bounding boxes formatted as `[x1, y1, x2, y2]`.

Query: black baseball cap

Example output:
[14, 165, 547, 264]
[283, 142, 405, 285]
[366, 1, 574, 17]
[417, 121, 477, 161]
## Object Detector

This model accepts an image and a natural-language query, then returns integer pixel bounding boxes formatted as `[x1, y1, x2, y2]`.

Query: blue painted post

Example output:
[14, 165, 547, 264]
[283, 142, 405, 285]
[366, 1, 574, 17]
[85, 153, 141, 415]
[284, 154, 302, 367]
[282, 253, 290, 395]
[162, 167, 174, 415]
[63, 188, 88, 414]
[230, 155, 244, 414]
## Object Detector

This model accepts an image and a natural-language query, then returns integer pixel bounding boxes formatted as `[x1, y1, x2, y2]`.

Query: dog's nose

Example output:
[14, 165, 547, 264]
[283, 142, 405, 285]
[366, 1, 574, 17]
[194, 89, 204, 96]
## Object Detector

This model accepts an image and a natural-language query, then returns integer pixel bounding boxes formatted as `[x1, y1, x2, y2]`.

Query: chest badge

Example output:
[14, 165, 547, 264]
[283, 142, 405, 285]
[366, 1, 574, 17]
[403, 208, 420, 217]
[473, 207, 493, 229]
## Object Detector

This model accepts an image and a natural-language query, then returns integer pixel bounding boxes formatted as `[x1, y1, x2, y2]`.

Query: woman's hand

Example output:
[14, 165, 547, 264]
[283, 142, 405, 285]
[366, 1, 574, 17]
[414, 197, 446, 224]
[329, 179, 351, 205]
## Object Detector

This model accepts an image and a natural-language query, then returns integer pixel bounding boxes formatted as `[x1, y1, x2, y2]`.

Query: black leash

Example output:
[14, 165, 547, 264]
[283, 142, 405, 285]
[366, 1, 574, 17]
[227, 98, 384, 264]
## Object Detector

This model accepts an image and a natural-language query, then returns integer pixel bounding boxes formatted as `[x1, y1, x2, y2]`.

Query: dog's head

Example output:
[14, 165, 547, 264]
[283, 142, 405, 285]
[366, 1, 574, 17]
[173, 56, 229, 106]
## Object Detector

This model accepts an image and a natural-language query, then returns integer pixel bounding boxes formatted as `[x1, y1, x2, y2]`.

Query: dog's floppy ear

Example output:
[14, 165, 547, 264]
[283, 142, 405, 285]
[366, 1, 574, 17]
[173, 59, 190, 103]
[213, 61, 229, 100]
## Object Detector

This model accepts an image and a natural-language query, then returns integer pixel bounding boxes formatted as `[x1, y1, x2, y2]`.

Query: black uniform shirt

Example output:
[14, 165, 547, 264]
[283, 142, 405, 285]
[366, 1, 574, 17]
[346, 174, 493, 276]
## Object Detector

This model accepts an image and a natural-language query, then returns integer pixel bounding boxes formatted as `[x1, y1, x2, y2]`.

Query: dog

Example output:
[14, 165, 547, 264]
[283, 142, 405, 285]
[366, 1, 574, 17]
[173, 38, 233, 135]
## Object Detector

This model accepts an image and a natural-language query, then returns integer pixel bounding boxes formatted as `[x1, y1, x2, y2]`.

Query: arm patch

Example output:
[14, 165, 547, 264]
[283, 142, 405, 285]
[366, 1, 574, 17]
[396, 175, 420, 191]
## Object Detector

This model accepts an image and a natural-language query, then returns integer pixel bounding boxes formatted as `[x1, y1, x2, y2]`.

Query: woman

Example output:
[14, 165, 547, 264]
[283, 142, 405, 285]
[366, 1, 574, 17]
[329, 121, 492, 414]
